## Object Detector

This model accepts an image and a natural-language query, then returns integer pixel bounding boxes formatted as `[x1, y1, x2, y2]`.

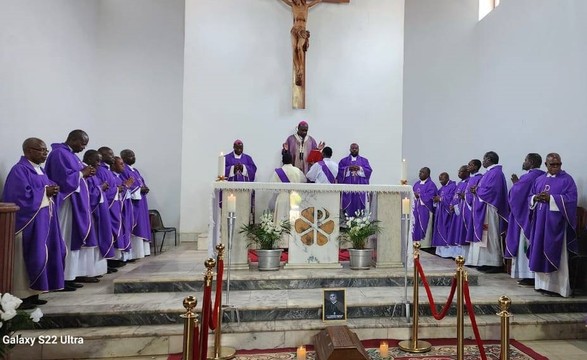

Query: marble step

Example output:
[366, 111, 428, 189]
[12, 313, 587, 359]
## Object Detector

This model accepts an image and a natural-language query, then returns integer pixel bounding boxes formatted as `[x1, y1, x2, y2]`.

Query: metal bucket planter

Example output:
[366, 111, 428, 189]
[349, 248, 373, 270]
[257, 249, 283, 271]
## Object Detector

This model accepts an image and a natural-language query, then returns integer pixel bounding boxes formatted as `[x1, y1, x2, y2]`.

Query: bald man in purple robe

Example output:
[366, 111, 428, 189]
[529, 153, 577, 297]
[337, 143, 372, 217]
[433, 172, 456, 257]
[504, 153, 544, 286]
[224, 140, 257, 182]
[467, 151, 509, 272]
[447, 165, 470, 257]
[282, 121, 324, 174]
[45, 129, 95, 289]
[2, 138, 66, 307]
[96, 147, 121, 263]
[111, 156, 134, 260]
[412, 167, 437, 247]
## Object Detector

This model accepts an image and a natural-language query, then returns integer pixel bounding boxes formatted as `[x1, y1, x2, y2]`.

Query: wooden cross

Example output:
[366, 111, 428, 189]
[279, 0, 350, 109]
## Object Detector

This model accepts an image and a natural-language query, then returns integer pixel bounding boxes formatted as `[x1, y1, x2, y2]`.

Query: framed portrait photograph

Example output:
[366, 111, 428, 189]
[322, 288, 347, 322]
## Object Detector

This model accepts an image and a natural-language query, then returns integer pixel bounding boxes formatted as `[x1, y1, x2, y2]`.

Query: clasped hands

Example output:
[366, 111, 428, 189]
[45, 185, 59, 197]
[534, 191, 550, 203]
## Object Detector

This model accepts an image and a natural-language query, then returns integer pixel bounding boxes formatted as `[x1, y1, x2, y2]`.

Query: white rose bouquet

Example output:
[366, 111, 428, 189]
[0, 293, 43, 357]
[240, 211, 291, 250]
[340, 210, 381, 249]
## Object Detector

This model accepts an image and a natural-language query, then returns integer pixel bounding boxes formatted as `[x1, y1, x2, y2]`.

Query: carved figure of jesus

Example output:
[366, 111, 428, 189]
[280, 0, 321, 86]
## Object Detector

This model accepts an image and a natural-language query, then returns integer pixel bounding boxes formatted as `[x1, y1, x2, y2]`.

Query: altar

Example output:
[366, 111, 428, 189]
[210, 182, 413, 270]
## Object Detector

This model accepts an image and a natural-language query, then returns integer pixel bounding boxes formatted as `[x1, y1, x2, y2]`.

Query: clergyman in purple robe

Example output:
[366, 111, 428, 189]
[528, 153, 577, 297]
[433, 172, 456, 257]
[412, 167, 437, 248]
[463, 159, 482, 244]
[282, 121, 324, 174]
[224, 140, 257, 182]
[446, 165, 470, 258]
[504, 153, 544, 286]
[467, 151, 509, 271]
[45, 129, 94, 288]
[1, 138, 66, 306]
[111, 156, 134, 261]
[337, 143, 372, 218]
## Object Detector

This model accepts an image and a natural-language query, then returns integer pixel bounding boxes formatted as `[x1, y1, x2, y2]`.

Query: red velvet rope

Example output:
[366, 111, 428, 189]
[199, 280, 213, 360]
[415, 257, 457, 320]
[210, 258, 225, 330]
[463, 280, 488, 360]
[191, 324, 200, 360]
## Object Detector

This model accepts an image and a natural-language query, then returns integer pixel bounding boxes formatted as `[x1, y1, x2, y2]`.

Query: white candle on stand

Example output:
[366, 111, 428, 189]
[402, 197, 411, 215]
[227, 193, 236, 213]
[401, 158, 408, 183]
[380, 341, 389, 357]
[218, 152, 225, 178]
[296, 345, 306, 360]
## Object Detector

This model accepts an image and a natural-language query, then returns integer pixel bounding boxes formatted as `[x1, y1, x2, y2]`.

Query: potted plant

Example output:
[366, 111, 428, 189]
[340, 210, 381, 270]
[240, 211, 291, 271]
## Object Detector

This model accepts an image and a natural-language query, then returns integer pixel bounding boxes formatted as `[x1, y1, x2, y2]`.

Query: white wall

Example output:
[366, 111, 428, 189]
[404, 0, 587, 205]
[0, 0, 185, 228]
[181, 0, 405, 234]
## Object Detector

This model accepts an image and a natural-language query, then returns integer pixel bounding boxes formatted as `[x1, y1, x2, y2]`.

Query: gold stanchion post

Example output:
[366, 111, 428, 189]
[209, 244, 236, 360]
[455, 256, 465, 360]
[398, 242, 432, 353]
[497, 295, 512, 360]
[181, 296, 198, 360]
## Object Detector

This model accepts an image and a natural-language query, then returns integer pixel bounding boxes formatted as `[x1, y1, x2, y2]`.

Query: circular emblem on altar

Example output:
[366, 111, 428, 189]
[294, 207, 335, 246]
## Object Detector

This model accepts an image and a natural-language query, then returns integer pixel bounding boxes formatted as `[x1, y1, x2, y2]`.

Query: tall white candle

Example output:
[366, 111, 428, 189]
[227, 193, 236, 213]
[218, 152, 225, 178]
[402, 197, 411, 215]
[401, 158, 408, 182]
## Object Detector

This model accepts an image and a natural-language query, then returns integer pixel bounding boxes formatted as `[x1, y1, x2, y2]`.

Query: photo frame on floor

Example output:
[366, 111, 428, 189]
[322, 288, 346, 322]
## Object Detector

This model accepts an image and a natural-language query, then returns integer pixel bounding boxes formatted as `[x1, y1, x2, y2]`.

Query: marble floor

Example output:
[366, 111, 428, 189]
[18, 242, 587, 359]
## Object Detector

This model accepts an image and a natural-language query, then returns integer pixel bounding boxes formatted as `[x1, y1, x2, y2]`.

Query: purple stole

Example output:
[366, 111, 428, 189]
[336, 155, 372, 217]
[504, 169, 545, 258]
[528, 171, 577, 272]
[319, 161, 336, 183]
[121, 165, 151, 241]
[1, 157, 66, 292]
[224, 152, 257, 182]
[464, 173, 482, 242]
[275, 168, 290, 183]
[472, 165, 509, 243]
[45, 143, 92, 251]
[448, 178, 469, 246]
[412, 178, 438, 241]
[432, 180, 456, 246]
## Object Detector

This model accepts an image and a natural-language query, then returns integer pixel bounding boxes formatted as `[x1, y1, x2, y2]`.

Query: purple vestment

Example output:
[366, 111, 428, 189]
[224, 152, 257, 182]
[463, 173, 483, 242]
[472, 165, 509, 243]
[504, 169, 545, 258]
[336, 155, 372, 217]
[121, 164, 151, 241]
[447, 178, 469, 246]
[112, 173, 132, 251]
[86, 174, 115, 258]
[2, 157, 66, 292]
[45, 143, 92, 251]
[432, 180, 456, 246]
[412, 178, 438, 242]
[283, 134, 318, 174]
[275, 168, 290, 183]
[528, 171, 577, 272]
[96, 162, 121, 256]
[318, 161, 336, 183]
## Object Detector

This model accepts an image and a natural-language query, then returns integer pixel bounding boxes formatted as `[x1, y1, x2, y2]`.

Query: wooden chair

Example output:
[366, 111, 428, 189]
[149, 209, 177, 255]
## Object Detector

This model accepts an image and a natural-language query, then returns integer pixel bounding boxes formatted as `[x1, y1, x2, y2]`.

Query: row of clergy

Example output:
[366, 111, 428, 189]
[413, 151, 578, 298]
[1, 130, 152, 308]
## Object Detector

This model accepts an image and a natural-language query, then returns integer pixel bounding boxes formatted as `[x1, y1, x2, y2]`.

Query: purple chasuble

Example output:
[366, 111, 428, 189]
[464, 173, 483, 243]
[86, 174, 115, 258]
[1, 157, 66, 292]
[336, 155, 372, 217]
[275, 168, 290, 183]
[319, 161, 336, 183]
[447, 178, 469, 246]
[504, 169, 545, 258]
[472, 165, 509, 243]
[528, 171, 577, 272]
[432, 180, 456, 246]
[224, 152, 257, 182]
[112, 173, 132, 251]
[283, 134, 318, 174]
[45, 143, 92, 251]
[121, 164, 151, 241]
[412, 178, 438, 242]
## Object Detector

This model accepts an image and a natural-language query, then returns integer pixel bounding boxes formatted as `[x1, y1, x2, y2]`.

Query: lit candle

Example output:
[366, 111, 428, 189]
[296, 345, 306, 360]
[227, 193, 236, 213]
[402, 197, 411, 215]
[379, 341, 389, 357]
[218, 152, 225, 178]
[401, 158, 408, 183]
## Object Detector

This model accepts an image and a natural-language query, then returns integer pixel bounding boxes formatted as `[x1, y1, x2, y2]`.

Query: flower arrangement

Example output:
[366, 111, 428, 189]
[1, 293, 43, 357]
[340, 210, 382, 249]
[239, 211, 291, 250]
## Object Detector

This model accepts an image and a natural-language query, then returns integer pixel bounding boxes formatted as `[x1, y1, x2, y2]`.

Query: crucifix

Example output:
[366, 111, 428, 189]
[279, 0, 350, 109]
